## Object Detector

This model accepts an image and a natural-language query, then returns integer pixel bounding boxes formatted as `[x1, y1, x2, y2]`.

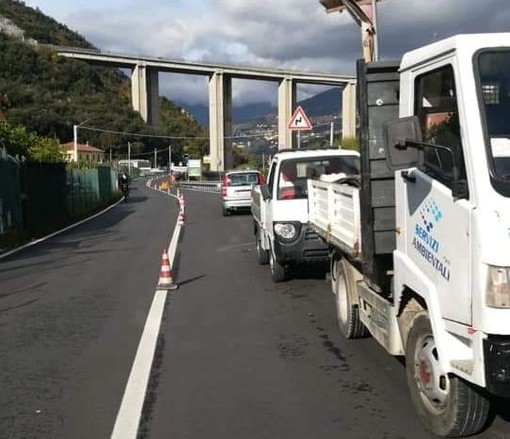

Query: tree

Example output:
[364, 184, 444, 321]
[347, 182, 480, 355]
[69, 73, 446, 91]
[0, 120, 64, 161]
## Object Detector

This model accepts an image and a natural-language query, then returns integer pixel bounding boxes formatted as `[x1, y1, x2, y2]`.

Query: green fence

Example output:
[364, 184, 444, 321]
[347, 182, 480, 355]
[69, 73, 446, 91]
[67, 167, 117, 218]
[21, 162, 68, 235]
[0, 155, 23, 234]
[1, 159, 118, 238]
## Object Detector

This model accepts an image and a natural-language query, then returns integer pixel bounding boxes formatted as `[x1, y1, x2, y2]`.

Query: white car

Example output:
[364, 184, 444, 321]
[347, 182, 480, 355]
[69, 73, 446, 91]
[221, 169, 265, 216]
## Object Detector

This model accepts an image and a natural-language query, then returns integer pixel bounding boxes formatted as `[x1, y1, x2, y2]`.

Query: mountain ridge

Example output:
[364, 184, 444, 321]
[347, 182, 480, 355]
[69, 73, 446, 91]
[183, 87, 342, 127]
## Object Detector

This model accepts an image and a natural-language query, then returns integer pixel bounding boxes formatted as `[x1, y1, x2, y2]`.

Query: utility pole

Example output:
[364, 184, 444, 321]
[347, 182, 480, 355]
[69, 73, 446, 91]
[154, 147, 157, 169]
[109, 147, 112, 163]
[319, 0, 381, 62]
[128, 141, 131, 176]
[73, 124, 78, 162]
[168, 144, 172, 173]
[73, 118, 91, 163]
[330, 122, 335, 146]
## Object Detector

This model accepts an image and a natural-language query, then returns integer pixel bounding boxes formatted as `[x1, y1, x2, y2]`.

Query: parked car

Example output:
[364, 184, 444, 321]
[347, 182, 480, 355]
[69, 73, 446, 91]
[221, 169, 265, 216]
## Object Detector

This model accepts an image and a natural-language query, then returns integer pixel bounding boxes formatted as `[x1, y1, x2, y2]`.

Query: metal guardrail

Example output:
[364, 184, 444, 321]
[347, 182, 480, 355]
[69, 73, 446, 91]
[178, 181, 221, 193]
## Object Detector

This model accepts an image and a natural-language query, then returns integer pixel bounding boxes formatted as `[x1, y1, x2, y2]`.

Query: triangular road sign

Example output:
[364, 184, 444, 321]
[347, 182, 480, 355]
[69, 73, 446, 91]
[287, 106, 312, 131]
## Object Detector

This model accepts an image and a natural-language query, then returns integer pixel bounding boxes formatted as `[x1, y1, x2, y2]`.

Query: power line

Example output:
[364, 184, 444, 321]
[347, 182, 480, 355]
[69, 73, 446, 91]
[79, 124, 281, 140]
[79, 125, 207, 140]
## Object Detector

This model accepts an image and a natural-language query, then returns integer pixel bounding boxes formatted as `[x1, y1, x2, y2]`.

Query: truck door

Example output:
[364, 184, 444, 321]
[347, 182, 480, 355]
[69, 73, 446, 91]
[263, 160, 277, 242]
[403, 64, 473, 325]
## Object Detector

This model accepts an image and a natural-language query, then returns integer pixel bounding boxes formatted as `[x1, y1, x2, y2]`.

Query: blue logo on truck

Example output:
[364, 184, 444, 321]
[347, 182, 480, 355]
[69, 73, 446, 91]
[412, 198, 450, 281]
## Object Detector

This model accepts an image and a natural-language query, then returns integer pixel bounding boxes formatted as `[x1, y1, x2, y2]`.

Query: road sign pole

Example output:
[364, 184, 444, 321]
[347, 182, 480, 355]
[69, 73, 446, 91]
[297, 130, 301, 150]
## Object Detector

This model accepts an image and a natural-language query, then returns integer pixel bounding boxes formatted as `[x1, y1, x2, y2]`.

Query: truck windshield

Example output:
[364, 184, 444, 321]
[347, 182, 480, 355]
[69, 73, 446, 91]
[477, 50, 510, 182]
[277, 155, 359, 200]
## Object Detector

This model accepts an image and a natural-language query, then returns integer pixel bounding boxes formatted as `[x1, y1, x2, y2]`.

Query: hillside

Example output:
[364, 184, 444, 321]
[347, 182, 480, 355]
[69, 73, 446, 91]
[0, 0, 207, 161]
[299, 88, 342, 118]
[184, 87, 342, 127]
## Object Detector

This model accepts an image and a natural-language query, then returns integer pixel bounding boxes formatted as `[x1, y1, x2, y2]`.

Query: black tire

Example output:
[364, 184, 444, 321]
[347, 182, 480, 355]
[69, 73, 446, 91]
[222, 206, 229, 217]
[330, 255, 341, 295]
[256, 229, 269, 265]
[406, 312, 489, 437]
[269, 246, 286, 282]
[334, 260, 368, 339]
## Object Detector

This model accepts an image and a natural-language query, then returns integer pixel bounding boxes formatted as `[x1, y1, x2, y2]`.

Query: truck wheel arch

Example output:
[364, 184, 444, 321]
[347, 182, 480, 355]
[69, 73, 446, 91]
[397, 288, 427, 350]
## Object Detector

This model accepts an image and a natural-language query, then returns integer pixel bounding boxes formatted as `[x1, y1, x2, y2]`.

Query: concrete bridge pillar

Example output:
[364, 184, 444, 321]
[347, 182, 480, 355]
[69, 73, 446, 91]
[209, 71, 232, 172]
[131, 63, 159, 125]
[278, 77, 296, 150]
[342, 82, 357, 140]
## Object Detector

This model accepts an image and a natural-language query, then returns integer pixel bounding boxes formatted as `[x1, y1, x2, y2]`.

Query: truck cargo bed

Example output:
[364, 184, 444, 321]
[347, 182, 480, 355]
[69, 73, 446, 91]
[308, 179, 361, 259]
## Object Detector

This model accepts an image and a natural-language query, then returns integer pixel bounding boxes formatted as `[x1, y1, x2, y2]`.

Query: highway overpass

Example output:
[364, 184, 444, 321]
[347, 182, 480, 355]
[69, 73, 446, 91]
[52, 46, 356, 171]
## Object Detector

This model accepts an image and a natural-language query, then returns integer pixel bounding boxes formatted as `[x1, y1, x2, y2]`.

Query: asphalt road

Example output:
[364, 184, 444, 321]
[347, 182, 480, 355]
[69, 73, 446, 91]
[145, 189, 510, 439]
[0, 181, 178, 439]
[2, 183, 510, 439]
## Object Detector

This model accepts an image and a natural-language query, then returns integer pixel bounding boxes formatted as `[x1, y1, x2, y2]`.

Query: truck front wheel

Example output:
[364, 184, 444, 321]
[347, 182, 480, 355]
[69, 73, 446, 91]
[269, 247, 286, 282]
[334, 260, 367, 339]
[406, 312, 489, 437]
[256, 229, 269, 265]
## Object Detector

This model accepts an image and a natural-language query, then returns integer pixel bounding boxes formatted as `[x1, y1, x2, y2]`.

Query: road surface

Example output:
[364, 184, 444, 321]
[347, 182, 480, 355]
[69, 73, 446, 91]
[1, 182, 510, 438]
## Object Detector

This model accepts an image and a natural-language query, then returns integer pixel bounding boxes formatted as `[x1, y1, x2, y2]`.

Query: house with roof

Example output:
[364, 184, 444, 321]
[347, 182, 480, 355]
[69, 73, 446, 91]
[62, 142, 105, 163]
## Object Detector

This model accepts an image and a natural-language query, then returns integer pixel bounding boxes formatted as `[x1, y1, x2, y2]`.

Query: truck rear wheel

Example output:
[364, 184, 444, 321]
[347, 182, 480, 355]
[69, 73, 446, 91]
[334, 260, 367, 339]
[256, 229, 269, 265]
[406, 312, 489, 437]
[269, 246, 286, 282]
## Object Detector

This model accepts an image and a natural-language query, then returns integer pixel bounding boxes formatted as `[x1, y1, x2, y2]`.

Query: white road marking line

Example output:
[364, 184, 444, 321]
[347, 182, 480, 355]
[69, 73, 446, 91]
[110, 290, 167, 439]
[112, 183, 183, 438]
[0, 197, 124, 260]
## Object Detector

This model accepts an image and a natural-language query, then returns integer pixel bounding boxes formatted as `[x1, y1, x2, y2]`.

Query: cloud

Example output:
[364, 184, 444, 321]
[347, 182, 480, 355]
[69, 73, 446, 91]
[25, 0, 510, 105]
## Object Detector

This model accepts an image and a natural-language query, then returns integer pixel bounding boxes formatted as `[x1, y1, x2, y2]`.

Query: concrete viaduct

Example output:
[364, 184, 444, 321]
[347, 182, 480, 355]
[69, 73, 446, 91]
[55, 47, 356, 171]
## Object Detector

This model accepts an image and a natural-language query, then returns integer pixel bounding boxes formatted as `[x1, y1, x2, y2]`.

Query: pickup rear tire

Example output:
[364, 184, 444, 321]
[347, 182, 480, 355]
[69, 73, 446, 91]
[222, 206, 229, 217]
[334, 259, 367, 339]
[406, 312, 489, 437]
[256, 230, 269, 265]
[269, 247, 286, 282]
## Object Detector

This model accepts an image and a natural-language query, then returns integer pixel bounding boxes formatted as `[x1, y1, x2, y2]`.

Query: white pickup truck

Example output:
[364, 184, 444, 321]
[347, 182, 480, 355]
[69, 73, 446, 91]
[308, 33, 510, 437]
[251, 149, 359, 282]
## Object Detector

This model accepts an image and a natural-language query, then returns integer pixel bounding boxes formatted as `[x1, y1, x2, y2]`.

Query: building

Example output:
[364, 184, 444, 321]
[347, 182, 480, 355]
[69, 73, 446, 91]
[62, 142, 105, 163]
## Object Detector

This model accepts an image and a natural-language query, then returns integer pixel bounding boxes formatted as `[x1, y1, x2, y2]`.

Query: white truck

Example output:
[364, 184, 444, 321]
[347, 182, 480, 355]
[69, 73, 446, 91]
[251, 149, 359, 282]
[308, 33, 510, 437]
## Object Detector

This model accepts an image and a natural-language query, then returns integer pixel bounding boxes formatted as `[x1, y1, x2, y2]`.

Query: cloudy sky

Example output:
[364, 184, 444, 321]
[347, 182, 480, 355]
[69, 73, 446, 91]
[23, 0, 510, 106]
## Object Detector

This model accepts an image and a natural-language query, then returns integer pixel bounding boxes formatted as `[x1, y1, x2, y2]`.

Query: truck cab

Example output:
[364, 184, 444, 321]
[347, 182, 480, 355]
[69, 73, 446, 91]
[391, 33, 510, 397]
[308, 33, 510, 437]
[252, 149, 359, 282]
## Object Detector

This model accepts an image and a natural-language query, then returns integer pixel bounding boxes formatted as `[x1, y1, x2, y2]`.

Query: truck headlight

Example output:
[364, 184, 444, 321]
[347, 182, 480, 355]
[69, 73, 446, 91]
[486, 265, 510, 308]
[274, 222, 300, 241]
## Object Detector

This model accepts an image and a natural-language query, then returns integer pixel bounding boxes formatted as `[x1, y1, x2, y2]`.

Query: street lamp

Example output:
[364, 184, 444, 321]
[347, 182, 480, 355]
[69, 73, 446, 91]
[320, 0, 381, 62]
[73, 118, 91, 163]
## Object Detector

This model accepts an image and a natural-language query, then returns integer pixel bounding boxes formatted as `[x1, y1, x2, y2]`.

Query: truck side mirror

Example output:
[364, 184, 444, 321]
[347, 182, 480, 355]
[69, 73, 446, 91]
[383, 116, 422, 170]
[260, 184, 271, 201]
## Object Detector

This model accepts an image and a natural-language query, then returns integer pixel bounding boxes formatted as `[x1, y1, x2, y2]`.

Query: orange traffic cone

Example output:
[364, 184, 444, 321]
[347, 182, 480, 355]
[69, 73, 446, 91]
[157, 249, 178, 290]
[177, 210, 185, 226]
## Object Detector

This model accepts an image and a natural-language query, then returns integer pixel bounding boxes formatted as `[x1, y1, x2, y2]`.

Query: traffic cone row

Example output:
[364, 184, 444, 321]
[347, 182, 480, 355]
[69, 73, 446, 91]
[157, 249, 178, 291]
[177, 210, 185, 226]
